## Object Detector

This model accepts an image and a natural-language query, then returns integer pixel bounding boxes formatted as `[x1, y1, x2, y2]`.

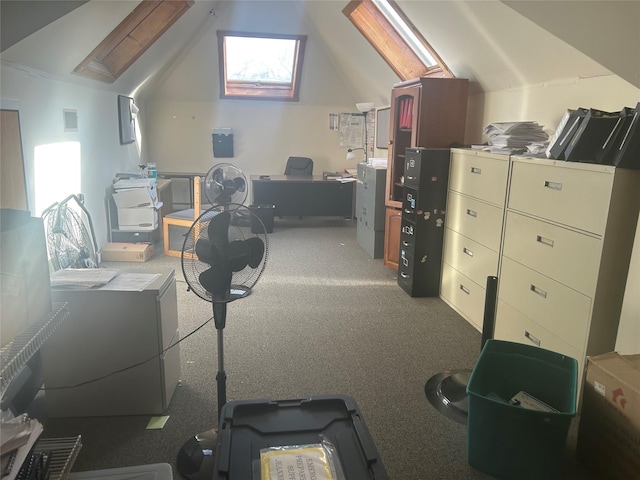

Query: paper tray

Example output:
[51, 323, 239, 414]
[213, 395, 388, 480]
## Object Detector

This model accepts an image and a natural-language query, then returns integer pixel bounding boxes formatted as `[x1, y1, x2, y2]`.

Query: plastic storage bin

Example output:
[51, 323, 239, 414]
[249, 204, 275, 234]
[466, 339, 577, 479]
[213, 395, 388, 480]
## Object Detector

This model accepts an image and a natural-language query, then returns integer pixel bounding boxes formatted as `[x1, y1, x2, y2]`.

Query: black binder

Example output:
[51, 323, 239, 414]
[594, 106, 636, 165]
[564, 108, 620, 163]
[548, 107, 588, 160]
[611, 102, 640, 170]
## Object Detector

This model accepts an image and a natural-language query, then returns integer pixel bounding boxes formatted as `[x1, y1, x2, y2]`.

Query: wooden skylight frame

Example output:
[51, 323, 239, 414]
[343, 0, 453, 81]
[73, 0, 194, 83]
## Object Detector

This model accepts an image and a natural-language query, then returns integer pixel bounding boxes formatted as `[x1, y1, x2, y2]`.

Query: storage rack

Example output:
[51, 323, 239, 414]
[0, 302, 82, 479]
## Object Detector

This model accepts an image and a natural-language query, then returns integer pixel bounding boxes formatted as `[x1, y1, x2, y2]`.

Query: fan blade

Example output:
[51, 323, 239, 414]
[208, 211, 231, 250]
[233, 177, 246, 192]
[195, 238, 214, 265]
[226, 240, 251, 272]
[245, 237, 265, 268]
[199, 267, 232, 295]
[213, 168, 224, 186]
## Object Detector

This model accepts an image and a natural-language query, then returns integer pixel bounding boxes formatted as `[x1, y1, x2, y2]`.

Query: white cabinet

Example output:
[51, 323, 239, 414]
[494, 157, 640, 396]
[41, 269, 180, 417]
[440, 148, 510, 330]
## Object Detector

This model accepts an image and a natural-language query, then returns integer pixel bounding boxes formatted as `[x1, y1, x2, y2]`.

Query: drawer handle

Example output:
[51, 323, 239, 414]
[544, 180, 563, 191]
[536, 235, 554, 247]
[402, 240, 410, 247]
[470, 167, 482, 175]
[466, 209, 478, 218]
[530, 284, 548, 299]
[463, 247, 474, 257]
[400, 272, 410, 279]
[459, 284, 470, 295]
[524, 330, 541, 347]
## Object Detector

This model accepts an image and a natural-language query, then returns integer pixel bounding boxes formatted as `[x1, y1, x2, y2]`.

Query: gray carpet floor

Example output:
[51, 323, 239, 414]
[30, 217, 594, 479]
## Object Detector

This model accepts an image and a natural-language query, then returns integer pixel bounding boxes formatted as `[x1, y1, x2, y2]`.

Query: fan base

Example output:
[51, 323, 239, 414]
[424, 369, 471, 425]
[176, 427, 217, 480]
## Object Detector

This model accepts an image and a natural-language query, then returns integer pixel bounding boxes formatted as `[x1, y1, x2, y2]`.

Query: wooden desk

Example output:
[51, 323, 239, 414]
[251, 175, 354, 217]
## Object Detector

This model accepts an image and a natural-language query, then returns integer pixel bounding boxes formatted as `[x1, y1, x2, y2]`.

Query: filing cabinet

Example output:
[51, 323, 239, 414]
[493, 157, 640, 396]
[440, 148, 510, 330]
[397, 148, 450, 297]
[356, 163, 387, 258]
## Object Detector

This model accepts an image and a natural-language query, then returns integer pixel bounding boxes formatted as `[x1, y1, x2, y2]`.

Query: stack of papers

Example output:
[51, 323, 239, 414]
[481, 121, 549, 155]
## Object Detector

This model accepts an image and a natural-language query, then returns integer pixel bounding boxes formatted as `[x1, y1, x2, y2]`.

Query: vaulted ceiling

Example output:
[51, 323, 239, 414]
[1, 0, 638, 103]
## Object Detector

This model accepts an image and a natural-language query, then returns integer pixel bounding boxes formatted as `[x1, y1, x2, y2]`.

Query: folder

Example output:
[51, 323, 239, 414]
[611, 101, 640, 170]
[564, 108, 620, 163]
[594, 106, 635, 165]
[548, 107, 588, 160]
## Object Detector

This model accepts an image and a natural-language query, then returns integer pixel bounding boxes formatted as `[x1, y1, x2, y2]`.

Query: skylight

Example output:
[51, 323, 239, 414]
[217, 31, 307, 101]
[343, 0, 453, 80]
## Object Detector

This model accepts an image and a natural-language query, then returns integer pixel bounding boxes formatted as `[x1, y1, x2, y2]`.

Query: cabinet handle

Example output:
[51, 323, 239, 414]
[459, 284, 470, 295]
[400, 272, 410, 279]
[530, 284, 548, 299]
[466, 209, 478, 218]
[470, 167, 482, 175]
[544, 180, 563, 191]
[402, 240, 410, 247]
[463, 247, 474, 257]
[536, 235, 554, 247]
[524, 330, 541, 347]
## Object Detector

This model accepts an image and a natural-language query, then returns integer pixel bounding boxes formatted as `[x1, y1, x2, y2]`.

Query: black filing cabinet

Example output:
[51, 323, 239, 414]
[398, 148, 450, 296]
[356, 162, 387, 258]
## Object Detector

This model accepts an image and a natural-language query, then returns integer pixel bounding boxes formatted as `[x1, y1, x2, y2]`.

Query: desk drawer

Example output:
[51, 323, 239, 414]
[499, 257, 591, 352]
[502, 211, 602, 294]
[443, 228, 499, 288]
[440, 264, 485, 331]
[449, 149, 509, 206]
[445, 191, 504, 251]
[508, 160, 613, 235]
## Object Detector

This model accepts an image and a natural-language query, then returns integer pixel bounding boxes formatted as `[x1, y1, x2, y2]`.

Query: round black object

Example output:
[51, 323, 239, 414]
[425, 369, 472, 425]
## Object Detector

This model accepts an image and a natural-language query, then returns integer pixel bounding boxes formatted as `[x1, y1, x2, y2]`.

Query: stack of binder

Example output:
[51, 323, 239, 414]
[547, 103, 640, 169]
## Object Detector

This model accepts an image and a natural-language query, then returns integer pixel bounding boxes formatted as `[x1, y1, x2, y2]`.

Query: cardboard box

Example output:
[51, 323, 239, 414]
[576, 352, 640, 479]
[116, 207, 158, 231]
[101, 242, 154, 262]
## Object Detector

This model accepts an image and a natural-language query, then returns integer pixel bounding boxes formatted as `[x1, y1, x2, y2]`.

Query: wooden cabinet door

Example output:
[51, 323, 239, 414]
[384, 207, 402, 269]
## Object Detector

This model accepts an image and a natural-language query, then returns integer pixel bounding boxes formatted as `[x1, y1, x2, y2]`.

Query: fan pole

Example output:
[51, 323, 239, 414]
[213, 301, 227, 420]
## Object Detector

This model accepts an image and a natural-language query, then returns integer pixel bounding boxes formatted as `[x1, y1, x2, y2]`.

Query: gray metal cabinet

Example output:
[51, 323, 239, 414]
[41, 269, 180, 417]
[356, 163, 387, 258]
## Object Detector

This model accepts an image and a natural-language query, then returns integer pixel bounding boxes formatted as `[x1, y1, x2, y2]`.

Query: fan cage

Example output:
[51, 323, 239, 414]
[203, 163, 248, 206]
[42, 195, 99, 271]
[181, 204, 268, 303]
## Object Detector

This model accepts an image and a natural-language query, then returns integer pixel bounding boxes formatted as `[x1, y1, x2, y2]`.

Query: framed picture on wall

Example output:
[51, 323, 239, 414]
[376, 106, 390, 149]
[117, 95, 136, 145]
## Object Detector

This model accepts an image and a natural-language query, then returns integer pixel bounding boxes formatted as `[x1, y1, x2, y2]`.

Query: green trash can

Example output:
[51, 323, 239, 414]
[467, 339, 577, 479]
[249, 204, 275, 234]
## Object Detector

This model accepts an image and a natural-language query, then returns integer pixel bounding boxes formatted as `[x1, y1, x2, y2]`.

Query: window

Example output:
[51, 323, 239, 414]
[343, 0, 453, 81]
[217, 31, 307, 101]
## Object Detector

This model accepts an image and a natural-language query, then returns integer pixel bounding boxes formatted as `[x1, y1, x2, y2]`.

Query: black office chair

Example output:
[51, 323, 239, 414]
[284, 156, 313, 176]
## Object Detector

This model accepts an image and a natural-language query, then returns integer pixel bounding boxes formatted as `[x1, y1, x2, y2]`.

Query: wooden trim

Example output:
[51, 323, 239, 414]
[74, 0, 194, 83]
[343, 0, 452, 81]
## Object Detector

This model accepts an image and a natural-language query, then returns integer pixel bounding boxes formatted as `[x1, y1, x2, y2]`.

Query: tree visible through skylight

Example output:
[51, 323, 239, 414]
[225, 36, 295, 84]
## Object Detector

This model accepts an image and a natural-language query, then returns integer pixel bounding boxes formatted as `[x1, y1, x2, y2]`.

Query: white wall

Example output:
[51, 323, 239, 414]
[1, 64, 143, 247]
[144, 0, 362, 186]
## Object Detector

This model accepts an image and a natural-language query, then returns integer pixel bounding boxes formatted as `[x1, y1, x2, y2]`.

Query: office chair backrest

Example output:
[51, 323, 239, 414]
[285, 157, 313, 176]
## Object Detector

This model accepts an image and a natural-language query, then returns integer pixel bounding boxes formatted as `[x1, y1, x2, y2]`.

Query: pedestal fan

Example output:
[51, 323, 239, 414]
[176, 200, 268, 480]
